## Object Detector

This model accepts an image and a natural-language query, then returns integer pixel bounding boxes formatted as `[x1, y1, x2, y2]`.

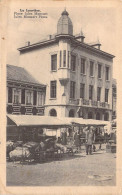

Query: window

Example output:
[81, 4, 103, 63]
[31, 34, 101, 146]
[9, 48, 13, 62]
[69, 109, 75, 117]
[105, 88, 109, 102]
[104, 112, 109, 121]
[81, 58, 85, 74]
[51, 54, 57, 71]
[89, 85, 93, 100]
[33, 90, 37, 105]
[71, 55, 76, 71]
[96, 113, 100, 120]
[50, 109, 57, 117]
[90, 61, 94, 76]
[38, 92, 45, 106]
[70, 81, 75, 99]
[13, 89, 20, 104]
[105, 66, 109, 80]
[8, 87, 12, 103]
[97, 87, 101, 101]
[50, 81, 57, 98]
[68, 51, 70, 68]
[60, 51, 62, 67]
[98, 64, 102, 78]
[63, 50, 66, 67]
[88, 112, 93, 119]
[26, 91, 33, 105]
[21, 89, 25, 104]
[80, 83, 85, 98]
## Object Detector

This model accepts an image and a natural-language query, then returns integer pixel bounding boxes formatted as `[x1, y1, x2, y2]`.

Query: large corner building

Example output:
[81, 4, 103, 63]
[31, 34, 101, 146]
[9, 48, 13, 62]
[18, 10, 115, 121]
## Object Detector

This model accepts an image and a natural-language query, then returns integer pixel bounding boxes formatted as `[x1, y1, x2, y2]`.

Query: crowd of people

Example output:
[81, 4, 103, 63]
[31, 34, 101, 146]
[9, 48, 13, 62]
[8, 125, 111, 157]
[56, 126, 106, 155]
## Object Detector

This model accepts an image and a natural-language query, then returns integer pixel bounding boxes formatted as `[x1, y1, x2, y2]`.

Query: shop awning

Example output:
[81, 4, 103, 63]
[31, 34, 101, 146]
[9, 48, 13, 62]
[7, 114, 110, 129]
[7, 114, 71, 128]
[60, 117, 110, 126]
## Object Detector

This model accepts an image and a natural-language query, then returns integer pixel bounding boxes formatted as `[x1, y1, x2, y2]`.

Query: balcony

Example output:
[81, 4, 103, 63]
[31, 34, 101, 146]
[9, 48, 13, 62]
[68, 99, 79, 105]
[78, 98, 110, 109]
[91, 100, 98, 107]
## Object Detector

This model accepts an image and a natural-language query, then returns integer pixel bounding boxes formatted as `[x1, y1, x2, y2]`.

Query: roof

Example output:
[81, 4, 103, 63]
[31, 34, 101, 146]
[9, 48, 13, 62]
[61, 9, 69, 16]
[7, 64, 45, 87]
[18, 36, 115, 59]
[7, 115, 71, 128]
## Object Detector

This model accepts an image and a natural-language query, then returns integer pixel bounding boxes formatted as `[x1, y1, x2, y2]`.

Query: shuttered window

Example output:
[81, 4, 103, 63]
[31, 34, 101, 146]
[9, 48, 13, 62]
[71, 55, 76, 71]
[105, 89, 109, 102]
[8, 87, 12, 103]
[50, 81, 57, 98]
[80, 83, 85, 98]
[97, 87, 101, 101]
[51, 54, 57, 71]
[89, 85, 93, 100]
[81, 58, 85, 74]
[98, 64, 102, 78]
[63, 50, 66, 67]
[70, 81, 75, 99]
[33, 90, 37, 105]
[90, 61, 94, 76]
[21, 89, 25, 104]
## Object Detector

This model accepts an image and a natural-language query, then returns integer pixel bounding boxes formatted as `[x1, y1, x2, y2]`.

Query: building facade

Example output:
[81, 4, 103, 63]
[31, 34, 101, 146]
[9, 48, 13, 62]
[7, 65, 46, 115]
[18, 10, 114, 121]
[112, 78, 117, 120]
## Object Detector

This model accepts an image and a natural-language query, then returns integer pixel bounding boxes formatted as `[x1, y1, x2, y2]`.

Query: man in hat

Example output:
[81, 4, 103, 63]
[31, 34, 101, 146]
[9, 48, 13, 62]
[86, 126, 94, 155]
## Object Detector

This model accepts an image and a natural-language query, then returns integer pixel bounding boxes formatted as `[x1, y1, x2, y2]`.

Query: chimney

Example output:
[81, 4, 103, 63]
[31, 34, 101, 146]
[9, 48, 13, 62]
[25, 41, 30, 46]
[75, 29, 85, 43]
[48, 35, 52, 40]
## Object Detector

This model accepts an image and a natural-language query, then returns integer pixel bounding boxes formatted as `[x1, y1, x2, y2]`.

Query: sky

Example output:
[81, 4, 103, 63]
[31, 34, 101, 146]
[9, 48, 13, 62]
[6, 5, 118, 80]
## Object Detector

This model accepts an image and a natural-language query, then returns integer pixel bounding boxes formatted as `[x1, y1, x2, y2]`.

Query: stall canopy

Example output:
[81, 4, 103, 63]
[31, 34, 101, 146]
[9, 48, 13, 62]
[60, 117, 110, 126]
[7, 114, 71, 128]
[7, 114, 110, 129]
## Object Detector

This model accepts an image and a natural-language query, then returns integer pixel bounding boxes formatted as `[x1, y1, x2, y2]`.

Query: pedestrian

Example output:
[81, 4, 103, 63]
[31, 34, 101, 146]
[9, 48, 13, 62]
[61, 129, 67, 145]
[74, 129, 81, 153]
[86, 126, 94, 155]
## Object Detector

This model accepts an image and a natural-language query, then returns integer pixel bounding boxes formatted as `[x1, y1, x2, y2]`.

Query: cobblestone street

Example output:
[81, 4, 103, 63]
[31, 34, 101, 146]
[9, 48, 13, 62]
[7, 145, 116, 186]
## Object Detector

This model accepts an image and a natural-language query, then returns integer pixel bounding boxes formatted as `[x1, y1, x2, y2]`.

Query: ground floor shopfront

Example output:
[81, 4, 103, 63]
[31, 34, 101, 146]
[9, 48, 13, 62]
[45, 105, 112, 121]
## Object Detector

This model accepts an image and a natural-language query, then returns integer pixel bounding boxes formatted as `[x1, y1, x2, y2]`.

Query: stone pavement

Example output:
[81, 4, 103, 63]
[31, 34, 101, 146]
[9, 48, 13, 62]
[7, 146, 116, 186]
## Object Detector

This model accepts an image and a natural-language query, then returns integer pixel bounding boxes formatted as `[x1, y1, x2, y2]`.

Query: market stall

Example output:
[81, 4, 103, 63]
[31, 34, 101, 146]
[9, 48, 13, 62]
[59, 117, 110, 144]
[7, 114, 114, 162]
[7, 114, 72, 162]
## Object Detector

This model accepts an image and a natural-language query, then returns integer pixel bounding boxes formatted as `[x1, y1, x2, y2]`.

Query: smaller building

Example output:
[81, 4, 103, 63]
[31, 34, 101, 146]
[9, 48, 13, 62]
[7, 65, 46, 115]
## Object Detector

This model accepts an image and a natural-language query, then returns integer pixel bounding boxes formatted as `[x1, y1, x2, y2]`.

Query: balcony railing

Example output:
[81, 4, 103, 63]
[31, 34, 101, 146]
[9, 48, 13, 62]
[78, 98, 110, 109]
[91, 100, 98, 107]
[69, 99, 79, 105]
[83, 99, 90, 105]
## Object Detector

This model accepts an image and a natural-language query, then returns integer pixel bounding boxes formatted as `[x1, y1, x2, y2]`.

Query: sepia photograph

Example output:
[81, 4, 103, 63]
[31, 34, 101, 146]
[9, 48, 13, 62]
[1, 0, 121, 194]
